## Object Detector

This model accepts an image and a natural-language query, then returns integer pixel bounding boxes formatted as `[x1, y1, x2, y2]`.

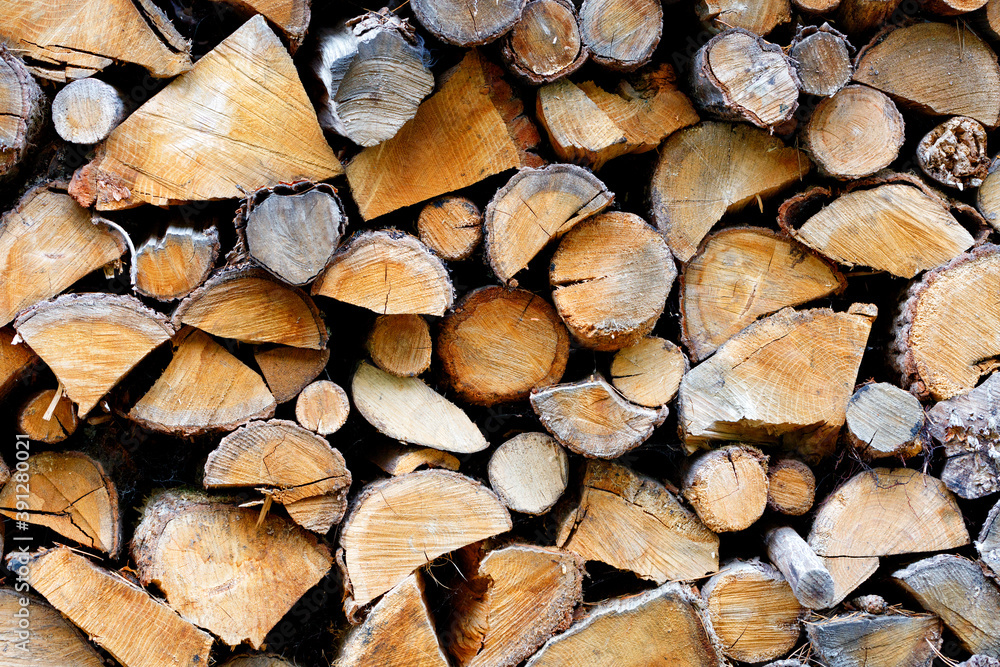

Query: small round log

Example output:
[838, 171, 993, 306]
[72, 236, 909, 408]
[366, 314, 432, 377]
[501, 0, 587, 83]
[845, 382, 926, 459]
[17, 388, 79, 444]
[295, 380, 350, 435]
[609, 336, 687, 407]
[416, 196, 483, 261]
[52, 78, 127, 144]
[682, 444, 769, 533]
[488, 432, 569, 515]
[917, 116, 990, 191]
[767, 458, 816, 516]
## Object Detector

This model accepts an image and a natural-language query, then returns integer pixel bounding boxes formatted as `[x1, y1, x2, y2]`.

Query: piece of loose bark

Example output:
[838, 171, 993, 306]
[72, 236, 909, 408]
[853, 22, 1000, 128]
[15, 293, 174, 417]
[578, 0, 662, 71]
[368, 442, 461, 476]
[531, 374, 668, 458]
[789, 24, 853, 96]
[836, 0, 903, 33]
[806, 612, 942, 667]
[680, 227, 846, 362]
[802, 85, 904, 179]
[366, 314, 432, 377]
[438, 287, 569, 404]
[412, 0, 526, 46]
[208, 0, 311, 48]
[978, 498, 1000, 575]
[129, 327, 276, 435]
[845, 382, 926, 459]
[417, 196, 483, 261]
[917, 116, 990, 191]
[678, 305, 875, 461]
[338, 470, 512, 614]
[555, 459, 719, 582]
[0, 451, 118, 554]
[16, 388, 78, 444]
[682, 445, 769, 533]
[133, 224, 220, 301]
[133, 489, 333, 648]
[892, 555, 1000, 656]
[295, 380, 350, 435]
[765, 526, 836, 609]
[524, 582, 725, 666]
[488, 432, 569, 515]
[308, 19, 359, 131]
[0, 50, 46, 178]
[204, 419, 352, 533]
[808, 467, 969, 558]
[767, 458, 816, 516]
[696, 0, 791, 35]
[484, 164, 613, 283]
[10, 547, 212, 667]
[337, 572, 449, 666]
[173, 267, 327, 349]
[313, 230, 454, 316]
[0, 183, 129, 327]
[254, 345, 330, 403]
[501, 0, 587, 84]
[927, 372, 1000, 499]
[352, 361, 488, 453]
[650, 122, 810, 262]
[69, 16, 341, 210]
[550, 212, 674, 351]
[0, 326, 36, 400]
[609, 336, 687, 407]
[52, 78, 126, 144]
[690, 29, 800, 132]
[238, 181, 347, 286]
[0, 588, 105, 667]
[893, 245, 1000, 401]
[701, 560, 805, 663]
[345, 50, 541, 220]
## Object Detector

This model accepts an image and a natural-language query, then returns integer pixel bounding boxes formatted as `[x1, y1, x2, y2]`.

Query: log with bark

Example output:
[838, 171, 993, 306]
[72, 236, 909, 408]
[16, 387, 78, 444]
[295, 380, 350, 435]
[789, 24, 853, 97]
[487, 432, 569, 514]
[845, 382, 926, 459]
[578, 0, 662, 70]
[501, 0, 588, 83]
[417, 196, 483, 262]
[682, 444, 769, 533]
[928, 372, 1000, 498]
[0, 50, 46, 179]
[805, 612, 943, 667]
[132, 223, 220, 301]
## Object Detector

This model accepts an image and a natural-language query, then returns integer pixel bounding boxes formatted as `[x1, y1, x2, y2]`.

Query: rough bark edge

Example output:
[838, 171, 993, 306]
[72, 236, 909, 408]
[412, 0, 528, 46]
[14, 292, 175, 338]
[500, 0, 590, 84]
[132, 224, 220, 301]
[0, 48, 48, 180]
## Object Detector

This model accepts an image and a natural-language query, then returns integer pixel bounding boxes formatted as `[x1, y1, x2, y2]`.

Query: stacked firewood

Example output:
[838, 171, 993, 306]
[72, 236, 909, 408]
[5, 0, 1000, 665]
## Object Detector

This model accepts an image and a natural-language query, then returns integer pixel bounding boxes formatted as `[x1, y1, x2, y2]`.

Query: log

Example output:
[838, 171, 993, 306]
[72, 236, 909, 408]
[979, 157, 1000, 227]
[368, 442, 460, 475]
[437, 286, 569, 404]
[765, 526, 836, 609]
[366, 314, 432, 377]
[412, 0, 526, 46]
[447, 545, 583, 667]
[254, 344, 329, 403]
[0, 183, 129, 327]
[550, 212, 675, 350]
[695, 0, 791, 35]
[132, 224, 220, 301]
[417, 196, 483, 262]
[892, 554, 1000, 656]
[69, 16, 341, 210]
[689, 29, 800, 132]
[52, 78, 126, 144]
[501, 0, 587, 84]
[682, 445, 769, 533]
[554, 459, 719, 582]
[609, 336, 687, 407]
[0, 0, 191, 81]
[801, 85, 904, 179]
[789, 24, 853, 97]
[295, 380, 350, 435]
[650, 122, 810, 262]
[927, 0, 988, 14]
[978, 498, 1000, 575]
[979, 0, 1000, 40]
[0, 588, 104, 667]
[795, 0, 840, 11]
[767, 458, 816, 516]
[531, 374, 668, 458]
[238, 181, 347, 286]
[535, 64, 699, 170]
[808, 468, 969, 557]
[836, 0, 903, 33]
[16, 388, 78, 444]
[853, 22, 1000, 128]
[9, 547, 212, 667]
[678, 305, 875, 461]
[345, 50, 542, 220]
[129, 327, 276, 435]
[917, 116, 990, 191]
[805, 613, 943, 667]
[820, 554, 880, 609]
[338, 469, 512, 614]
[352, 361, 488, 453]
[700, 560, 806, 663]
[578, 0, 662, 71]
[308, 19, 358, 131]
[845, 382, 926, 459]
[0, 326, 36, 400]
[0, 451, 119, 554]
[173, 267, 327, 349]
[132, 489, 333, 648]
[680, 227, 846, 362]
[203, 419, 352, 533]
[487, 432, 569, 515]
[312, 230, 454, 316]
[484, 164, 613, 284]
[0, 50, 46, 179]
[14, 293, 174, 417]
[337, 572, 449, 666]
[893, 245, 1000, 401]
[208, 0, 310, 48]
[524, 582, 725, 666]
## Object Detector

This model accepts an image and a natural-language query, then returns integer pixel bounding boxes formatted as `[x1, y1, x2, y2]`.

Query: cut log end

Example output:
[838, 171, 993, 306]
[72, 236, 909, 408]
[366, 314, 433, 377]
[845, 382, 926, 459]
[767, 458, 816, 515]
[917, 116, 990, 191]
[502, 0, 587, 83]
[295, 380, 350, 435]
[52, 78, 127, 144]
[682, 445, 769, 533]
[417, 196, 483, 261]
[609, 336, 687, 407]
[17, 388, 79, 444]
[488, 432, 569, 514]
